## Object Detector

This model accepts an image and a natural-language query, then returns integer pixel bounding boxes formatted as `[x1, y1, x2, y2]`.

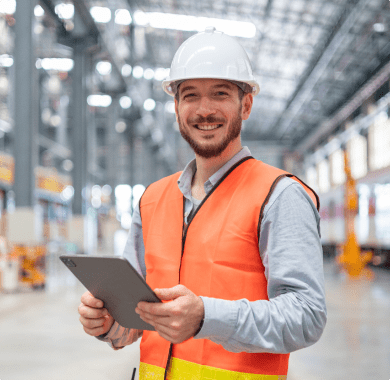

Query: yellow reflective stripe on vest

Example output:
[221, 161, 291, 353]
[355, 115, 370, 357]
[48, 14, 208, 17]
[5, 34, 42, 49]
[139, 362, 165, 379]
[140, 359, 287, 380]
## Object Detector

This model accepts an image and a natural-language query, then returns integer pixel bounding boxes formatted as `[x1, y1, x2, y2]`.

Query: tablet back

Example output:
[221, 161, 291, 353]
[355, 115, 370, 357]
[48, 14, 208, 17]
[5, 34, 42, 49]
[60, 255, 160, 330]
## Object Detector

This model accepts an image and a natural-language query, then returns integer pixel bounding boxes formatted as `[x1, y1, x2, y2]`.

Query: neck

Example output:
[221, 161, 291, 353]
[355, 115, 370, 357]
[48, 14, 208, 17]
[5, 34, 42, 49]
[193, 140, 242, 186]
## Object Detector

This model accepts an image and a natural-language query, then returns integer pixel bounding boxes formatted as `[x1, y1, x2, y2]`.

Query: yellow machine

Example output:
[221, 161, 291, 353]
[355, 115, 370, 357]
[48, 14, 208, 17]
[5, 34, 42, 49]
[10, 245, 46, 288]
[336, 152, 373, 279]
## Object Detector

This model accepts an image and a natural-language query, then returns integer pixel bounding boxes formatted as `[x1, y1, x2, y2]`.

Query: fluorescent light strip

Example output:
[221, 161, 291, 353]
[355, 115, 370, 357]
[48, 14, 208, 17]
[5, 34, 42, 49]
[39, 58, 74, 72]
[133, 11, 256, 38]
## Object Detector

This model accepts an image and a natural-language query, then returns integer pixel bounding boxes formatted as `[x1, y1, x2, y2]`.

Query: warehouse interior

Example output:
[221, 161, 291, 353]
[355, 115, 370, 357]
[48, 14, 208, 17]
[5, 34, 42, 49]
[0, 0, 390, 379]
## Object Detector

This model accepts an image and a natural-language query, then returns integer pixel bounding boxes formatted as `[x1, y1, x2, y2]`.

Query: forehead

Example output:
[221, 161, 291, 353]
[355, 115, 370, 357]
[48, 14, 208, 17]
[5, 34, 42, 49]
[178, 78, 236, 93]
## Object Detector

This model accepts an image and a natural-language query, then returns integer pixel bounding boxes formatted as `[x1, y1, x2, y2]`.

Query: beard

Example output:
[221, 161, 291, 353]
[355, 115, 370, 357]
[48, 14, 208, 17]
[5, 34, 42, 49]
[177, 106, 242, 159]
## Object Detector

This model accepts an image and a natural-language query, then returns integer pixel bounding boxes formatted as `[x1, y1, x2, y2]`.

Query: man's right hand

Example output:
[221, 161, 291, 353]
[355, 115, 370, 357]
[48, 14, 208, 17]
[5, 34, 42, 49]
[79, 291, 115, 337]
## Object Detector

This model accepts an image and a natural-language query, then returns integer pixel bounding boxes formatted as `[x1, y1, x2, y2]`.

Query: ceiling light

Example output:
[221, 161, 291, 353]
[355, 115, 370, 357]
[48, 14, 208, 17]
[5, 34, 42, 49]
[0, 0, 16, 15]
[133, 10, 148, 26]
[90, 6, 111, 23]
[102, 184, 112, 196]
[92, 185, 102, 199]
[34, 5, 45, 17]
[40, 58, 74, 72]
[154, 68, 170, 81]
[144, 68, 155, 80]
[115, 120, 127, 133]
[165, 101, 175, 114]
[121, 64, 132, 77]
[61, 185, 74, 199]
[119, 96, 132, 109]
[144, 98, 156, 111]
[115, 9, 132, 25]
[62, 160, 74, 172]
[96, 61, 112, 76]
[0, 55, 13, 68]
[87, 94, 112, 107]
[115, 184, 132, 199]
[373, 23, 386, 33]
[132, 66, 144, 79]
[133, 11, 256, 38]
[55, 3, 74, 19]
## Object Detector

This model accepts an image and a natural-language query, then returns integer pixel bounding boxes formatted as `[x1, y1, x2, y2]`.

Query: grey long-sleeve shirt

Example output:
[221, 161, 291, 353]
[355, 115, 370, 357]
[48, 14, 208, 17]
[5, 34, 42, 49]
[100, 147, 327, 353]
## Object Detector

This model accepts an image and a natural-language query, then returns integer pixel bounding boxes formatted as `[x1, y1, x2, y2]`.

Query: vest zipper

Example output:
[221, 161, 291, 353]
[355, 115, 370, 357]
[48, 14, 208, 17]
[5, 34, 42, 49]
[163, 156, 254, 379]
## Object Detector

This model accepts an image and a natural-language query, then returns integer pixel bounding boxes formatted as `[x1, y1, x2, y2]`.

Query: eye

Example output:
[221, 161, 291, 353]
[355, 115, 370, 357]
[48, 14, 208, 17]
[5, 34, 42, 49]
[215, 91, 229, 96]
[182, 93, 196, 99]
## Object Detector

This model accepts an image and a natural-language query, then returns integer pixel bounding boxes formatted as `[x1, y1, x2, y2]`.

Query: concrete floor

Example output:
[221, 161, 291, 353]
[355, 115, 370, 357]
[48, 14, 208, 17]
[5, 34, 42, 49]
[0, 257, 389, 380]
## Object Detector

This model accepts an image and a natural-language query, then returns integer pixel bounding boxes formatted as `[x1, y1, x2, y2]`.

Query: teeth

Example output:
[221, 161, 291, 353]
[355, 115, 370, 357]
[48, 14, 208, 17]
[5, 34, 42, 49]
[197, 124, 221, 130]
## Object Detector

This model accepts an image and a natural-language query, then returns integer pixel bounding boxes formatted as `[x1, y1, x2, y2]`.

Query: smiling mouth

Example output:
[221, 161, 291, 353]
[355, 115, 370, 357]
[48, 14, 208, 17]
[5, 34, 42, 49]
[194, 124, 223, 131]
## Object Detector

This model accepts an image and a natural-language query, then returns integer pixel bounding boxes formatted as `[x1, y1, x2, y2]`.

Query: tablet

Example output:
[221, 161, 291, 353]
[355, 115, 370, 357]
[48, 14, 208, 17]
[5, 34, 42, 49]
[59, 254, 161, 331]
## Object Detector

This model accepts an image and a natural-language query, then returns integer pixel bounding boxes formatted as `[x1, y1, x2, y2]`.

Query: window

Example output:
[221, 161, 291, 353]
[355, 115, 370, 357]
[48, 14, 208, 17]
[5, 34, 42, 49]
[369, 111, 390, 170]
[348, 133, 367, 179]
[330, 148, 345, 186]
[317, 159, 330, 193]
[306, 166, 317, 191]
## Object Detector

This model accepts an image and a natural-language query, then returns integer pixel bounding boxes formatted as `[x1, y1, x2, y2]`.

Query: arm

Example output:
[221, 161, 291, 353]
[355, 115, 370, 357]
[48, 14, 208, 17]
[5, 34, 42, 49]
[93, 202, 146, 349]
[194, 178, 327, 353]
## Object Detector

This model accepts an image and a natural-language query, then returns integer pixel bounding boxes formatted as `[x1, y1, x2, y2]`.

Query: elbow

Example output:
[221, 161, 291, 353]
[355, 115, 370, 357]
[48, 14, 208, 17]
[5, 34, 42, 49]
[302, 305, 327, 349]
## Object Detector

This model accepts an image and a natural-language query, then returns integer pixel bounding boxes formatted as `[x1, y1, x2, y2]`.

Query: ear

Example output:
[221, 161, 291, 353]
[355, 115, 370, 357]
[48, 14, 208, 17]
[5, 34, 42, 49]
[174, 97, 179, 123]
[241, 93, 253, 121]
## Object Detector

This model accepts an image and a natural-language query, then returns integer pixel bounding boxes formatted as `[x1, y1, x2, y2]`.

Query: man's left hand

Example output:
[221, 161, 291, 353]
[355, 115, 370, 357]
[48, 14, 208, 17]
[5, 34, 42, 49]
[135, 285, 205, 344]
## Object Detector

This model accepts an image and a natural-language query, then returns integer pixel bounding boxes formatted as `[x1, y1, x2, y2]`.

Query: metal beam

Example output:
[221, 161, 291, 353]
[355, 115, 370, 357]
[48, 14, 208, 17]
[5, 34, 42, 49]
[37, 135, 72, 159]
[296, 55, 390, 155]
[71, 0, 127, 94]
[273, 0, 372, 139]
[39, 0, 69, 38]
[14, 0, 39, 207]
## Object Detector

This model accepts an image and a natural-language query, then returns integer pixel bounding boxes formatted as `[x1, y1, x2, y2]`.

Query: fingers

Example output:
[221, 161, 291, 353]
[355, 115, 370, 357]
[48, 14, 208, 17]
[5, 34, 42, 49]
[82, 319, 110, 337]
[136, 301, 172, 317]
[79, 291, 115, 336]
[79, 315, 106, 330]
[80, 291, 104, 308]
[80, 313, 115, 337]
[137, 309, 172, 329]
[154, 285, 189, 301]
[78, 303, 108, 319]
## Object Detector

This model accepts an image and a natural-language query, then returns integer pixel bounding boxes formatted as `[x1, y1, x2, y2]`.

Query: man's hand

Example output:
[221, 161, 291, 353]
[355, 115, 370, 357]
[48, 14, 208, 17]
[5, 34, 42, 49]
[78, 291, 115, 337]
[135, 285, 204, 344]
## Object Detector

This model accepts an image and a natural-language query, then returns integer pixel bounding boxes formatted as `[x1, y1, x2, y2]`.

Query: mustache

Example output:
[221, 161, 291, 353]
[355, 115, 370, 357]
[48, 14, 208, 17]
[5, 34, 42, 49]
[187, 115, 225, 124]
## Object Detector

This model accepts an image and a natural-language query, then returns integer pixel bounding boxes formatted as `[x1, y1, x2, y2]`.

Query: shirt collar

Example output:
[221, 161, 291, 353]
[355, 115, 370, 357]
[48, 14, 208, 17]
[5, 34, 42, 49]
[177, 146, 252, 199]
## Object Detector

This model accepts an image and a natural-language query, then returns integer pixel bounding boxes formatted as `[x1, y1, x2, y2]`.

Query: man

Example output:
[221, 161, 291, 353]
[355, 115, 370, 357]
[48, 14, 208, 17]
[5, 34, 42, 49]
[78, 27, 326, 379]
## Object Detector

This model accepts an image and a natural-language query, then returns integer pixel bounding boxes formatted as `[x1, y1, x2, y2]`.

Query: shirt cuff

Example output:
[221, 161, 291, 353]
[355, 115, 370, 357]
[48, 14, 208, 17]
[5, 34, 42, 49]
[95, 322, 125, 350]
[194, 296, 238, 341]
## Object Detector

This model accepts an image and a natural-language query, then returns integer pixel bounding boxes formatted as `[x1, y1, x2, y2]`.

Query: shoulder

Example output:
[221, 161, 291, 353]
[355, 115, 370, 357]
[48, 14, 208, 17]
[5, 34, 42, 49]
[141, 172, 182, 206]
[264, 176, 319, 220]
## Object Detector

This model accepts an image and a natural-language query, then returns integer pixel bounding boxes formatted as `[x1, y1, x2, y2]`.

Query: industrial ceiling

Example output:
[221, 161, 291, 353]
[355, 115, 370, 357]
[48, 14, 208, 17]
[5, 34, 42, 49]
[40, 0, 390, 152]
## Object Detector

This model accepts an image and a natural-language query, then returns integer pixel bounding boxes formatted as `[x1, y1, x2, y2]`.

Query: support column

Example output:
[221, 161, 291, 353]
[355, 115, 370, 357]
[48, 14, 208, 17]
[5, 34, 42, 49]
[107, 98, 120, 196]
[71, 47, 87, 216]
[13, 0, 38, 207]
[68, 11, 89, 252]
[9, 0, 41, 245]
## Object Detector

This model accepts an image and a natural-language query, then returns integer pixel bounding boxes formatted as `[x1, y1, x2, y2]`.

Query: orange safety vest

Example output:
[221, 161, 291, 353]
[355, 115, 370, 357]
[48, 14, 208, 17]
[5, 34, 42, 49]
[139, 157, 319, 380]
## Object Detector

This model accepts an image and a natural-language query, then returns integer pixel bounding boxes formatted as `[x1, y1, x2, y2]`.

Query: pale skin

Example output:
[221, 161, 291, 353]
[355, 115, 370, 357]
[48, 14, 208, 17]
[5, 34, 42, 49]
[78, 78, 254, 344]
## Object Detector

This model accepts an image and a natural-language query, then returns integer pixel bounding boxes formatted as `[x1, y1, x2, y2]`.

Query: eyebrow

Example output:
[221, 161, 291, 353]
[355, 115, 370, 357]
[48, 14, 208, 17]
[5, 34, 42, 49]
[180, 83, 234, 94]
[180, 85, 197, 94]
[212, 84, 234, 90]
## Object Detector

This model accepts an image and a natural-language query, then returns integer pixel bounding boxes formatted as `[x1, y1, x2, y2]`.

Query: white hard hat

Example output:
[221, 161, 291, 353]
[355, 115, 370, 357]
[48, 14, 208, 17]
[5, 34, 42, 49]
[162, 27, 260, 96]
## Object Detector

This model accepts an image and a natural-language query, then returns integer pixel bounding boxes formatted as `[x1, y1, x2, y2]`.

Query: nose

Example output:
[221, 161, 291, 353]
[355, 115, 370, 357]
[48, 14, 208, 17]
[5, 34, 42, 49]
[195, 96, 216, 118]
